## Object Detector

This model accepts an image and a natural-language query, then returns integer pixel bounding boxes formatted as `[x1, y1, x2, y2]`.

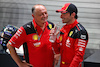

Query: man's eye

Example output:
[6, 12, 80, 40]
[39, 14, 42, 16]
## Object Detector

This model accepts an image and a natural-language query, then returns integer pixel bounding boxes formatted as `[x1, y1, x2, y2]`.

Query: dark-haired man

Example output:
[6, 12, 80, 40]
[51, 3, 89, 67]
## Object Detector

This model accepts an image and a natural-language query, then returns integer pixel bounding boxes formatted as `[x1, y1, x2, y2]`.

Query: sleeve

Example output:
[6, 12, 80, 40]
[9, 26, 26, 48]
[52, 32, 64, 54]
[52, 40, 60, 54]
[69, 30, 88, 67]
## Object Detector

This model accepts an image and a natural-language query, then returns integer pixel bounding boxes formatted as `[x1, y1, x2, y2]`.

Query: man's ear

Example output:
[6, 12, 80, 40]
[71, 12, 76, 18]
[32, 14, 34, 18]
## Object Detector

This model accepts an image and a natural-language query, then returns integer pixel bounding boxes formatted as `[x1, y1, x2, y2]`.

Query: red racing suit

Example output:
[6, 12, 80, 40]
[53, 20, 88, 67]
[9, 19, 54, 67]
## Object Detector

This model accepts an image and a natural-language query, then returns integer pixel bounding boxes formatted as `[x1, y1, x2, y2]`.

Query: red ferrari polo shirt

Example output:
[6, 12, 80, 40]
[9, 19, 54, 67]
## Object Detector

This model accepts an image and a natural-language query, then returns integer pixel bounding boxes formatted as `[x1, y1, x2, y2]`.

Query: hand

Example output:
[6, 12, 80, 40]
[19, 60, 33, 67]
[50, 25, 60, 36]
[54, 54, 60, 66]
[49, 25, 60, 43]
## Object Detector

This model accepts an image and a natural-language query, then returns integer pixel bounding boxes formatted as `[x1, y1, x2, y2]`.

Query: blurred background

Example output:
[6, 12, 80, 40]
[0, 0, 100, 67]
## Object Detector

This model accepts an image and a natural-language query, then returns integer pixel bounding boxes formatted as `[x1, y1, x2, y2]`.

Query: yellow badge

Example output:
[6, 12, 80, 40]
[48, 24, 52, 29]
[59, 36, 63, 42]
[62, 61, 65, 64]
[32, 34, 38, 40]
[69, 31, 73, 37]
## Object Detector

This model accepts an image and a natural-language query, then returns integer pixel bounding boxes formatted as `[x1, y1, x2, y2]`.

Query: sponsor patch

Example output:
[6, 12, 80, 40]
[27, 25, 31, 28]
[32, 34, 38, 41]
[14, 28, 23, 39]
[78, 39, 86, 51]
[69, 31, 73, 36]
[9, 40, 15, 45]
[62, 61, 65, 64]
[66, 38, 71, 48]
[33, 42, 41, 47]
[81, 35, 86, 39]
[48, 24, 52, 29]
[59, 36, 63, 42]
[79, 47, 83, 51]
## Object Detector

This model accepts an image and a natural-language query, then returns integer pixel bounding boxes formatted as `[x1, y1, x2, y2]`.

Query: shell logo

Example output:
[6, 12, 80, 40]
[32, 34, 38, 40]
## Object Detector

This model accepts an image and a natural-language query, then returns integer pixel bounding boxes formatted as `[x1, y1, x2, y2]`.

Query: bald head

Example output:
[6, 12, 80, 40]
[31, 4, 48, 27]
[32, 4, 47, 14]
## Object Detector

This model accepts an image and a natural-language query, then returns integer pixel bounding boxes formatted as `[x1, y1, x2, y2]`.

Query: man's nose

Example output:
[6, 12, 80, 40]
[43, 13, 47, 17]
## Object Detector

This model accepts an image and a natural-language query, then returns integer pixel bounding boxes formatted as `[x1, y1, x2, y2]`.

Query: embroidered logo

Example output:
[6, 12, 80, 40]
[32, 34, 38, 41]
[69, 31, 73, 37]
[59, 36, 63, 42]
[33, 42, 41, 47]
[48, 24, 52, 29]
[81, 35, 86, 39]
[66, 38, 71, 48]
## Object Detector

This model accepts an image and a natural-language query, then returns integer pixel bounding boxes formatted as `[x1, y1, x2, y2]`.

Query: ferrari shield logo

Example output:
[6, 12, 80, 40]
[48, 24, 52, 29]
[69, 31, 73, 36]
[59, 36, 63, 42]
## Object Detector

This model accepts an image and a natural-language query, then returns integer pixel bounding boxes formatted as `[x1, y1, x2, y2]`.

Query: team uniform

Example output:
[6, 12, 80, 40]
[53, 20, 88, 67]
[9, 19, 54, 67]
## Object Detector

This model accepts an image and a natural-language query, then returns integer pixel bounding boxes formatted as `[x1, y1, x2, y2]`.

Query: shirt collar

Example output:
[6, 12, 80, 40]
[32, 19, 48, 35]
[64, 20, 78, 29]
[32, 19, 48, 29]
[60, 20, 78, 33]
